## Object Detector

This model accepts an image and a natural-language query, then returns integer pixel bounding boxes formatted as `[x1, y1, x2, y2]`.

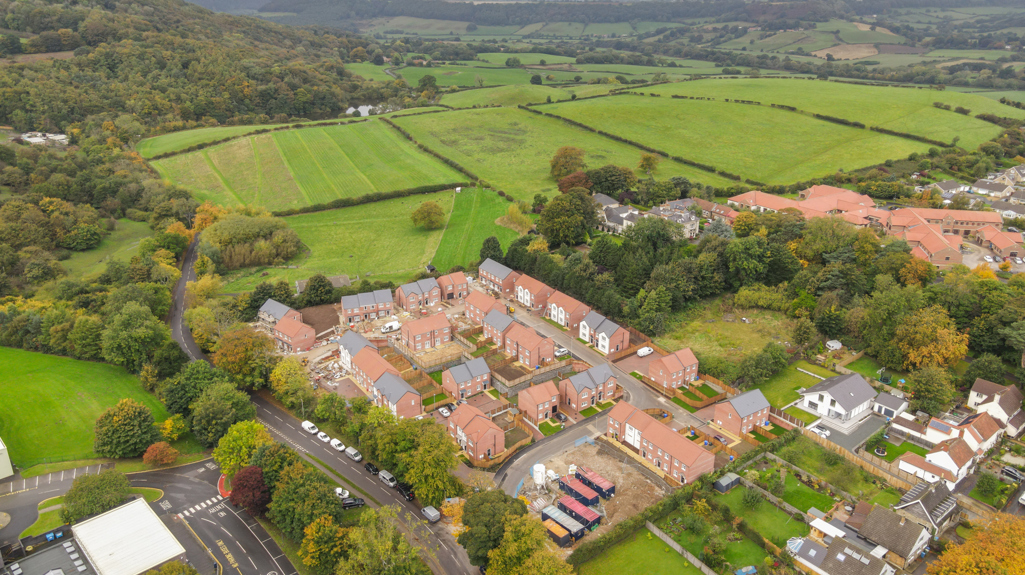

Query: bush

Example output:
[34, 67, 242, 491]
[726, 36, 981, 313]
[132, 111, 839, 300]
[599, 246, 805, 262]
[143, 441, 181, 465]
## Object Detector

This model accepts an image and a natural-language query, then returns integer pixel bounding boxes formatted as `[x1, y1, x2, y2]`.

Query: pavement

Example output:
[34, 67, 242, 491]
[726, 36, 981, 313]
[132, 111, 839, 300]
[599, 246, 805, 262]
[818, 414, 887, 452]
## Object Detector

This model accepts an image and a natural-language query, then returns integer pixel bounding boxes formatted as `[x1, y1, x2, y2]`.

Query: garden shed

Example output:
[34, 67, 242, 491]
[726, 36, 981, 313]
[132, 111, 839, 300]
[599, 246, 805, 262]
[714, 472, 741, 493]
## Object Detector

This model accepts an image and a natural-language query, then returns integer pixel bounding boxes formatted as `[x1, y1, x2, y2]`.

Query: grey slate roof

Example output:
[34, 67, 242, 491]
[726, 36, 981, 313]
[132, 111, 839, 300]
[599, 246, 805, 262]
[374, 372, 419, 404]
[582, 310, 623, 340]
[259, 299, 293, 321]
[932, 180, 964, 193]
[728, 389, 770, 418]
[897, 482, 957, 529]
[974, 179, 1010, 193]
[567, 364, 616, 392]
[399, 278, 440, 296]
[794, 539, 827, 568]
[874, 392, 908, 411]
[341, 289, 393, 310]
[816, 538, 889, 575]
[990, 200, 1025, 215]
[339, 330, 373, 358]
[483, 309, 514, 332]
[582, 310, 605, 330]
[858, 506, 926, 559]
[664, 199, 694, 212]
[803, 373, 877, 412]
[604, 207, 625, 226]
[479, 258, 514, 280]
[447, 357, 490, 384]
[593, 193, 618, 208]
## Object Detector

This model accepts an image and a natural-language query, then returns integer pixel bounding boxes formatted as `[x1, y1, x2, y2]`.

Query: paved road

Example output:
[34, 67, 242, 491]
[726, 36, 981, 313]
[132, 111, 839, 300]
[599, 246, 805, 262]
[0, 464, 112, 547]
[171, 236, 202, 361]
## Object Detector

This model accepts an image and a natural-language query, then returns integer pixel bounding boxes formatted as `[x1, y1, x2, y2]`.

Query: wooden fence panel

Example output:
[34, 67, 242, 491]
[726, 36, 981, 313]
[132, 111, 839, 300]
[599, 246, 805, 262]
[646, 522, 719, 575]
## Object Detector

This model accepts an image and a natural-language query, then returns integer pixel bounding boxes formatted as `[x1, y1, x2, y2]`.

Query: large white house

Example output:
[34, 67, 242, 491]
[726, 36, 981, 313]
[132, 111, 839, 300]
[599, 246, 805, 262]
[578, 311, 629, 355]
[799, 373, 876, 422]
[967, 378, 1025, 437]
[897, 438, 976, 490]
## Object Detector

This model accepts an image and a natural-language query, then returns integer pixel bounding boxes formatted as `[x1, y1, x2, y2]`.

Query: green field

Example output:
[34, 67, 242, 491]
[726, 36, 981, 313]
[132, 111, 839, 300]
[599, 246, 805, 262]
[714, 485, 811, 543]
[656, 298, 791, 361]
[431, 188, 524, 272]
[540, 93, 931, 183]
[59, 219, 152, 281]
[441, 84, 618, 108]
[221, 191, 455, 292]
[0, 348, 172, 466]
[398, 64, 622, 88]
[476, 53, 577, 66]
[152, 120, 465, 211]
[346, 63, 398, 82]
[393, 107, 736, 201]
[636, 78, 1025, 150]
[578, 529, 704, 575]
[755, 361, 836, 408]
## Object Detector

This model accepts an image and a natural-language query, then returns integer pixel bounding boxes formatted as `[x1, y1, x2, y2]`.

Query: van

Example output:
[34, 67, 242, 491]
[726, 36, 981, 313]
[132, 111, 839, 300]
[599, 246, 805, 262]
[301, 420, 319, 434]
[381, 321, 400, 334]
[421, 506, 441, 523]
[1019, 490, 1025, 506]
[379, 470, 398, 488]
[344, 446, 362, 462]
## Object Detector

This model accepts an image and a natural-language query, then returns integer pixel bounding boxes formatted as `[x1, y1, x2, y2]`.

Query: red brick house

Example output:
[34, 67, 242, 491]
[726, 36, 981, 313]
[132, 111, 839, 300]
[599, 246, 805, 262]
[465, 291, 506, 326]
[504, 322, 555, 367]
[448, 404, 505, 462]
[559, 364, 618, 412]
[478, 258, 520, 297]
[514, 275, 555, 312]
[482, 309, 516, 347]
[352, 346, 398, 393]
[400, 313, 452, 351]
[648, 348, 699, 390]
[273, 316, 316, 352]
[606, 401, 715, 484]
[579, 311, 630, 356]
[395, 278, 441, 311]
[442, 357, 491, 400]
[712, 390, 771, 439]
[340, 290, 393, 324]
[372, 372, 422, 420]
[546, 291, 590, 331]
[437, 271, 468, 301]
[519, 380, 560, 426]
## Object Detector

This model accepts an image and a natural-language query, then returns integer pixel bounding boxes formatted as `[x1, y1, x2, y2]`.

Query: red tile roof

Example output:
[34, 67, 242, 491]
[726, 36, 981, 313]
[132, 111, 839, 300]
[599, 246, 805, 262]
[515, 274, 551, 296]
[930, 438, 974, 469]
[506, 322, 547, 351]
[548, 291, 588, 315]
[353, 346, 398, 382]
[607, 401, 709, 468]
[274, 316, 313, 338]
[519, 380, 558, 409]
[404, 313, 451, 334]
[465, 290, 500, 311]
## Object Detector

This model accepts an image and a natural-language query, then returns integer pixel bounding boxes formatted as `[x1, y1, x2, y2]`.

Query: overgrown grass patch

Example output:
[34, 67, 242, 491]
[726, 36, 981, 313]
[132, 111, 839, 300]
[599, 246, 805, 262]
[777, 436, 884, 500]
[656, 298, 791, 362]
[577, 528, 705, 575]
[755, 361, 836, 409]
[714, 486, 811, 545]
[432, 188, 524, 272]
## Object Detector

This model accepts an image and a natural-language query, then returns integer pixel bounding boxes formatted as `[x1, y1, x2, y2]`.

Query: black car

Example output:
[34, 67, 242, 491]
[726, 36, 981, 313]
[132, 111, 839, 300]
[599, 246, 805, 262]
[364, 462, 379, 475]
[1003, 466, 1024, 482]
[396, 483, 415, 501]
[554, 412, 567, 423]
[341, 497, 366, 509]
[445, 403, 457, 413]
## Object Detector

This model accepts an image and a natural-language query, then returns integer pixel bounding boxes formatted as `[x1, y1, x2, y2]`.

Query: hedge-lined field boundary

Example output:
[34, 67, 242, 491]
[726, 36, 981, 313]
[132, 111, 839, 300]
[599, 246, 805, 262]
[271, 183, 471, 217]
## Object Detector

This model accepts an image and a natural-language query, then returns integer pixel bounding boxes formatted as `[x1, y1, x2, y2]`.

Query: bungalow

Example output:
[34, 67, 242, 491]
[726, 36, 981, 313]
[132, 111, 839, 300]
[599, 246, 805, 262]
[971, 179, 1014, 198]
[371, 372, 422, 419]
[987, 200, 1025, 219]
[854, 505, 931, 570]
[559, 364, 618, 412]
[897, 437, 975, 490]
[973, 225, 1023, 259]
[340, 289, 394, 324]
[273, 316, 316, 352]
[442, 357, 492, 400]
[465, 290, 506, 325]
[1008, 189, 1025, 205]
[478, 258, 520, 297]
[400, 313, 452, 351]
[437, 271, 468, 301]
[711, 390, 770, 439]
[546, 291, 590, 331]
[519, 380, 560, 426]
[514, 275, 555, 312]
[799, 373, 876, 423]
[395, 278, 441, 311]
[606, 401, 715, 484]
[647, 348, 699, 390]
[337, 330, 374, 373]
[351, 346, 398, 392]
[967, 378, 1025, 437]
[258, 299, 299, 331]
[482, 309, 516, 347]
[929, 180, 970, 195]
[503, 322, 555, 366]
[448, 404, 505, 462]
[578, 311, 630, 355]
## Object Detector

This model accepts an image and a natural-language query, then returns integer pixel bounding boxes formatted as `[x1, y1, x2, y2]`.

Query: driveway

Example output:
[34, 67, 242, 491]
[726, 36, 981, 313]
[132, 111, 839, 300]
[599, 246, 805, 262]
[614, 349, 665, 377]
[821, 414, 887, 453]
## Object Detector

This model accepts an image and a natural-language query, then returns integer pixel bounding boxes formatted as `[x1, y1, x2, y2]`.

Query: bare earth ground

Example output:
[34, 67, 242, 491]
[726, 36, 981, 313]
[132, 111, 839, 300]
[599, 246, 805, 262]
[854, 22, 896, 35]
[812, 44, 879, 60]
[1, 51, 74, 65]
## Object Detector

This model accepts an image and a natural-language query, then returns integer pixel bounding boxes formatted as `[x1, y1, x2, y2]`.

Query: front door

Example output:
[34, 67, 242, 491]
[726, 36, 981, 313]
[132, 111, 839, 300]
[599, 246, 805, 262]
[460, 390, 465, 399]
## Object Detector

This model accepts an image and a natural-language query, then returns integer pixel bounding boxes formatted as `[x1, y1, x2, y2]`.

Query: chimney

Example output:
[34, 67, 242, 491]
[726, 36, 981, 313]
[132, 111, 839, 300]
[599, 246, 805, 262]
[899, 516, 906, 526]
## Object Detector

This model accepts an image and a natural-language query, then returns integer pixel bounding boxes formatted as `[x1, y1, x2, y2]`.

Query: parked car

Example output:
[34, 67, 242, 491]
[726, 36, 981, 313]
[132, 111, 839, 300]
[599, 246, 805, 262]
[995, 256, 1004, 263]
[421, 506, 441, 523]
[438, 407, 451, 418]
[554, 346, 569, 358]
[984, 255, 994, 263]
[317, 431, 330, 443]
[344, 447, 363, 462]
[713, 435, 728, 445]
[379, 470, 398, 488]
[330, 438, 346, 452]
[1002, 466, 1024, 482]
[301, 420, 319, 434]
[636, 347, 654, 357]
[445, 403, 457, 413]
[364, 462, 379, 475]
[341, 498, 366, 509]
[554, 412, 567, 423]
[1019, 490, 1025, 506]
[335, 487, 350, 499]
[1009, 227, 1020, 233]
[397, 483, 415, 501]
[1015, 257, 1023, 265]
[813, 427, 831, 437]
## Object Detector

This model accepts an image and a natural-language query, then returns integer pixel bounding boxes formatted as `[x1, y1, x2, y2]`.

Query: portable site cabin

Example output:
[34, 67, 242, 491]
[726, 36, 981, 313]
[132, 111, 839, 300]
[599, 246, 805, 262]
[714, 472, 741, 493]
[541, 505, 586, 540]
[575, 465, 615, 498]
[543, 518, 571, 547]
[558, 496, 600, 530]
[559, 475, 599, 506]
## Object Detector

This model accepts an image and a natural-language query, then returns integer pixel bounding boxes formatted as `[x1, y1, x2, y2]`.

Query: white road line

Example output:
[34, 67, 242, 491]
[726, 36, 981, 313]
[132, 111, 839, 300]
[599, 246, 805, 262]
[248, 558, 256, 569]
[285, 423, 295, 429]
[189, 507, 197, 513]
[236, 540, 247, 554]
[184, 511, 191, 516]
[201, 517, 216, 525]
[274, 415, 282, 421]
[61, 471, 64, 481]
[200, 502, 208, 508]
[216, 495, 223, 501]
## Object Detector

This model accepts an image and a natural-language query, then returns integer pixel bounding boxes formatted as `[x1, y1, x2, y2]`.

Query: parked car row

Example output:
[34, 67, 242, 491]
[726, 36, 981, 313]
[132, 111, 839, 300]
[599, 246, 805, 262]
[983, 255, 1024, 264]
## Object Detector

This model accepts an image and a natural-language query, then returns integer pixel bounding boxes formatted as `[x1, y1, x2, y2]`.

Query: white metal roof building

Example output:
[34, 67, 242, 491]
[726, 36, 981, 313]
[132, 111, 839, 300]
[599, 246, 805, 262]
[0, 435, 12, 480]
[72, 498, 186, 575]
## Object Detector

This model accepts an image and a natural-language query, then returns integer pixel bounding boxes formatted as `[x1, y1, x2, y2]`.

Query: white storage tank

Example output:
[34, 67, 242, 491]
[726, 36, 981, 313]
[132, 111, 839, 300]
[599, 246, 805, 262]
[533, 464, 547, 486]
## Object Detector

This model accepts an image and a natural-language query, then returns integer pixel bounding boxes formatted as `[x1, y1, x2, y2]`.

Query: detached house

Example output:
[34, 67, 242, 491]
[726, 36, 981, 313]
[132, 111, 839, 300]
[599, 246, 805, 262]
[273, 316, 316, 352]
[395, 278, 441, 311]
[968, 378, 1025, 437]
[482, 309, 516, 347]
[337, 330, 374, 373]
[371, 372, 421, 419]
[930, 180, 970, 195]
[559, 364, 618, 412]
[400, 313, 452, 351]
[437, 271, 468, 301]
[647, 348, 699, 390]
[448, 404, 505, 462]
[442, 357, 491, 399]
[503, 322, 555, 366]
[893, 482, 958, 535]
[465, 291, 506, 325]
[897, 437, 976, 489]
[515, 275, 555, 312]
[258, 299, 299, 330]
[478, 258, 520, 297]
[606, 401, 715, 484]
[519, 380, 560, 426]
[341, 290, 393, 324]
[799, 373, 876, 423]
[546, 291, 590, 331]
[972, 178, 1014, 198]
[712, 390, 770, 439]
[854, 505, 930, 570]
[791, 537, 896, 575]
[579, 311, 630, 355]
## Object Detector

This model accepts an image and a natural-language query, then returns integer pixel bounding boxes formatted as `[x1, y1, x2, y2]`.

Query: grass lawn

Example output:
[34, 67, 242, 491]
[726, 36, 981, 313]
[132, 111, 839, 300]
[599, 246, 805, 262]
[756, 361, 837, 409]
[597, 401, 614, 410]
[782, 473, 836, 513]
[764, 423, 789, 437]
[543, 317, 569, 331]
[153, 119, 465, 212]
[540, 94, 930, 184]
[750, 430, 770, 443]
[672, 397, 698, 413]
[392, 107, 735, 202]
[441, 83, 618, 108]
[845, 356, 892, 381]
[778, 436, 884, 500]
[21, 509, 64, 537]
[429, 371, 443, 385]
[476, 53, 578, 66]
[577, 528, 705, 575]
[0, 348, 173, 466]
[423, 393, 447, 407]
[486, 389, 500, 399]
[431, 188, 524, 272]
[660, 507, 773, 567]
[878, 441, 928, 463]
[471, 342, 495, 357]
[715, 486, 811, 544]
[682, 390, 701, 401]
[345, 62, 397, 82]
[656, 297, 790, 362]
[634, 78, 1025, 151]
[58, 219, 153, 282]
[868, 488, 902, 508]
[630, 371, 645, 379]
[783, 406, 821, 425]
[220, 191, 454, 292]
[538, 420, 563, 436]
[694, 383, 718, 398]
[129, 487, 164, 502]
[969, 483, 1012, 509]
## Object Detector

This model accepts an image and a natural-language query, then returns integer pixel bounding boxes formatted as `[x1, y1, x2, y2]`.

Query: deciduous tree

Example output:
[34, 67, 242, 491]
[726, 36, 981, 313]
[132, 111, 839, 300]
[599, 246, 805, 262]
[94, 398, 160, 458]
[908, 366, 956, 415]
[732, 211, 757, 237]
[269, 358, 316, 414]
[638, 152, 661, 173]
[959, 353, 1007, 389]
[458, 490, 527, 567]
[894, 305, 968, 370]
[929, 515, 1025, 575]
[61, 469, 130, 523]
[411, 201, 445, 230]
[299, 274, 334, 307]
[550, 147, 586, 179]
[214, 420, 274, 477]
[299, 515, 350, 575]
[101, 302, 171, 373]
[556, 171, 591, 192]
[160, 359, 230, 417]
[336, 506, 431, 575]
[267, 462, 342, 541]
[211, 327, 276, 390]
[190, 382, 257, 447]
[479, 236, 503, 263]
[143, 441, 180, 466]
[402, 424, 459, 507]
[487, 514, 571, 575]
[230, 465, 271, 516]
[249, 443, 303, 498]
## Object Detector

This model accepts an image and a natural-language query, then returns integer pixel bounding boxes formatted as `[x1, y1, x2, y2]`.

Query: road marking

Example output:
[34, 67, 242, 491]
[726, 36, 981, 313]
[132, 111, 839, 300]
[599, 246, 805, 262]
[200, 502, 208, 508]
[248, 558, 256, 569]
[285, 423, 295, 430]
[202, 517, 216, 525]
[274, 415, 282, 421]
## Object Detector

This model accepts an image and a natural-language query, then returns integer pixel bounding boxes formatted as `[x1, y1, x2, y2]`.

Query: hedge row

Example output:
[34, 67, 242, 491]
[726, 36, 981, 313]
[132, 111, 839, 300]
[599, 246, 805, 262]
[670, 95, 716, 101]
[724, 98, 761, 105]
[813, 113, 866, 129]
[770, 103, 797, 111]
[745, 178, 767, 187]
[271, 182, 470, 216]
[999, 97, 1025, 111]
[975, 113, 1022, 129]
[868, 126, 951, 147]
[379, 117, 480, 181]
[146, 119, 371, 160]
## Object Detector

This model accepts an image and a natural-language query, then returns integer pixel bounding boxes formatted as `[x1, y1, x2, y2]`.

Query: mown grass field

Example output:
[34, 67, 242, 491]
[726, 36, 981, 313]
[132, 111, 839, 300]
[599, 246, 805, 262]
[346, 62, 398, 82]
[0, 348, 172, 466]
[152, 120, 464, 212]
[59, 219, 152, 281]
[635, 78, 1025, 150]
[577, 529, 704, 575]
[220, 191, 455, 292]
[540, 93, 931, 183]
[431, 188, 524, 272]
[476, 52, 577, 65]
[392, 107, 737, 201]
[398, 64, 619, 88]
[440, 83, 618, 107]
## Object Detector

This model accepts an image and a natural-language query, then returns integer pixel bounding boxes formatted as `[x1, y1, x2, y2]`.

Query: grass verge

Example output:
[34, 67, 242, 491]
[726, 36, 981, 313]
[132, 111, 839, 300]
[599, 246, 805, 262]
[307, 454, 380, 506]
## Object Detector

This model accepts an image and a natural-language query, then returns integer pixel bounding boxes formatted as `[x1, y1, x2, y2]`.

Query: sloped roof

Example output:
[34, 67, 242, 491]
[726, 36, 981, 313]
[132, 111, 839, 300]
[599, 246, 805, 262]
[606, 401, 710, 468]
[928, 438, 974, 469]
[399, 277, 440, 296]
[353, 346, 397, 382]
[932, 180, 964, 192]
[730, 190, 798, 211]
[959, 412, 1002, 442]
[339, 330, 374, 357]
[465, 290, 501, 311]
[593, 193, 618, 207]
[973, 179, 1011, 193]
[260, 299, 293, 321]
[548, 291, 588, 314]
[404, 313, 450, 334]
[374, 372, 419, 405]
[484, 309, 514, 332]
[506, 322, 547, 351]
[438, 271, 466, 289]
[858, 506, 927, 559]
[447, 357, 490, 384]
[803, 373, 876, 412]
[816, 537, 889, 575]
[479, 258, 515, 280]
[874, 392, 907, 411]
[728, 389, 770, 418]
[275, 316, 313, 338]
[515, 274, 552, 296]
[566, 364, 616, 392]
[341, 289, 393, 309]
[519, 380, 559, 407]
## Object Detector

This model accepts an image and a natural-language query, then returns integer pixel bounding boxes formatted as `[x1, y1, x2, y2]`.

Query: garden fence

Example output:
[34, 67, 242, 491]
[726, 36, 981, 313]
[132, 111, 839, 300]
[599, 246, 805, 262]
[737, 477, 806, 517]
[645, 522, 719, 575]
[799, 430, 917, 491]
[769, 407, 806, 429]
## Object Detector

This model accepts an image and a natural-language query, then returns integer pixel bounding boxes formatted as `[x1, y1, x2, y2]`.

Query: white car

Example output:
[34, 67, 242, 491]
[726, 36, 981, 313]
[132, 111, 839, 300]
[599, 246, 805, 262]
[317, 432, 330, 443]
[438, 407, 451, 418]
[984, 255, 994, 263]
[814, 427, 831, 437]
[636, 347, 654, 357]
[554, 346, 569, 358]
[335, 487, 350, 499]
[329, 438, 346, 452]
[1016, 257, 1023, 265]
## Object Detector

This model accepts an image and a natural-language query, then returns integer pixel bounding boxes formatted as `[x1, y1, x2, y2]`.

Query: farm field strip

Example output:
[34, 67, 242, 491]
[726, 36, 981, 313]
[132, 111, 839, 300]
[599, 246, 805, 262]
[432, 189, 523, 272]
[273, 130, 346, 205]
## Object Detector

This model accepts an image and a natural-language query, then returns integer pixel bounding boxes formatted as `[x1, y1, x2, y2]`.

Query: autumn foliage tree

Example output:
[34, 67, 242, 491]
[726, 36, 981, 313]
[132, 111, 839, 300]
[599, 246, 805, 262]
[557, 171, 591, 192]
[212, 327, 277, 390]
[299, 515, 350, 575]
[213, 420, 274, 477]
[143, 442, 181, 466]
[638, 152, 661, 173]
[94, 398, 161, 458]
[929, 515, 1025, 575]
[229, 465, 271, 516]
[550, 146, 586, 179]
[411, 201, 446, 230]
[893, 305, 969, 370]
